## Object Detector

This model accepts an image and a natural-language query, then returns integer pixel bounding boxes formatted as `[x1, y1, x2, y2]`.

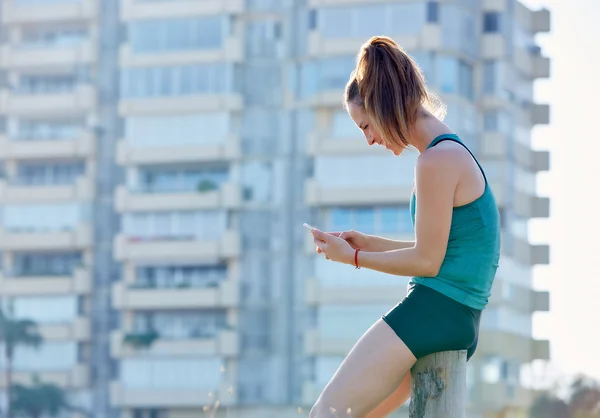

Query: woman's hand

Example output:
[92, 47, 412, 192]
[312, 229, 355, 265]
[315, 230, 372, 254]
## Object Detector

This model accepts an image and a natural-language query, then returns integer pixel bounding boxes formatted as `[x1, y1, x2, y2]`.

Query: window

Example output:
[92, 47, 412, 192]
[440, 4, 477, 57]
[13, 252, 82, 277]
[483, 12, 501, 33]
[299, 56, 355, 98]
[458, 61, 474, 99]
[121, 358, 223, 389]
[483, 110, 514, 136]
[2, 342, 77, 371]
[132, 310, 228, 339]
[129, 16, 226, 53]
[427, 1, 439, 23]
[12, 118, 84, 140]
[4, 296, 78, 324]
[125, 113, 231, 148]
[318, 3, 426, 39]
[331, 110, 360, 139]
[318, 304, 387, 340]
[120, 64, 235, 98]
[17, 74, 76, 95]
[315, 356, 344, 388]
[314, 154, 416, 188]
[122, 210, 226, 241]
[327, 206, 412, 235]
[135, 265, 227, 289]
[308, 10, 318, 29]
[435, 54, 473, 98]
[3, 203, 89, 232]
[137, 167, 228, 194]
[16, 161, 85, 185]
[483, 61, 499, 94]
[20, 27, 88, 48]
[481, 307, 532, 337]
[14, 0, 81, 4]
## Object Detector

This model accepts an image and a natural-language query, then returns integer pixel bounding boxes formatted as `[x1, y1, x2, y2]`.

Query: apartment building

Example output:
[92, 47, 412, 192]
[0, 0, 98, 414]
[0, 0, 551, 418]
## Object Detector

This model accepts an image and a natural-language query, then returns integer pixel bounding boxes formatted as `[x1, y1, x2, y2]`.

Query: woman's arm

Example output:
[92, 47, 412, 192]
[313, 148, 459, 277]
[367, 235, 415, 252]
[356, 150, 458, 276]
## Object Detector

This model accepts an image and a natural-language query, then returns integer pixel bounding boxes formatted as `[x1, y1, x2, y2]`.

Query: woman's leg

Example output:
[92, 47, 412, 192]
[365, 374, 411, 418]
[309, 319, 417, 418]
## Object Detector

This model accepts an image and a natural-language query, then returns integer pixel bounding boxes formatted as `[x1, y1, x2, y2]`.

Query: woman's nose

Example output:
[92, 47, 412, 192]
[366, 134, 376, 146]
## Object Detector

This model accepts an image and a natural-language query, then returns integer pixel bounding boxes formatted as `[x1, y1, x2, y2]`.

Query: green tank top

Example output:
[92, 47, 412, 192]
[409, 134, 501, 310]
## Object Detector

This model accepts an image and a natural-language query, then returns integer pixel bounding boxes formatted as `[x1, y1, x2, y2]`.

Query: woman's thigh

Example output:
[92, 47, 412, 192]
[311, 319, 417, 418]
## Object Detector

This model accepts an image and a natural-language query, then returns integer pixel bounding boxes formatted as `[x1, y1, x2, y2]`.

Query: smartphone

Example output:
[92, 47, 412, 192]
[303, 223, 317, 231]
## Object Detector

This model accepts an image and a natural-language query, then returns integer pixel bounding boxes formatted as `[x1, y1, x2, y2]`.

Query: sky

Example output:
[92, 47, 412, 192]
[520, 0, 600, 385]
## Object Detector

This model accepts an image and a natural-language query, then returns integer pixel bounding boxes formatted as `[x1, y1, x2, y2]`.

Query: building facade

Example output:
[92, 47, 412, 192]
[0, 0, 550, 418]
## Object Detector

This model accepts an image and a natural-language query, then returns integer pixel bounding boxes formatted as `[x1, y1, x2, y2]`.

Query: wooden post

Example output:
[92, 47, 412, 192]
[409, 350, 467, 418]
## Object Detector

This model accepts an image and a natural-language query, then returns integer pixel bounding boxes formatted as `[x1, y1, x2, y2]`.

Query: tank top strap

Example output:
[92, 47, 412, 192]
[426, 134, 488, 185]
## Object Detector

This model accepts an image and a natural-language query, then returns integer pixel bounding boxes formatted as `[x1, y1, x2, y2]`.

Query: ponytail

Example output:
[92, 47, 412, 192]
[345, 36, 445, 149]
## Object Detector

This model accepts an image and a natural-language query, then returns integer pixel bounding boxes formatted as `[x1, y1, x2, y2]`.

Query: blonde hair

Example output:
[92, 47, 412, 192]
[344, 36, 446, 149]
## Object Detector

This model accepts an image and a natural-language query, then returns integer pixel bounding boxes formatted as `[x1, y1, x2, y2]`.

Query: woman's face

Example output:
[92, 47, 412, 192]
[347, 101, 403, 156]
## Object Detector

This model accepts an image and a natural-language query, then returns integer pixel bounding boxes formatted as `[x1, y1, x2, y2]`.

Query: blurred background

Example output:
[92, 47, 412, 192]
[0, 0, 597, 417]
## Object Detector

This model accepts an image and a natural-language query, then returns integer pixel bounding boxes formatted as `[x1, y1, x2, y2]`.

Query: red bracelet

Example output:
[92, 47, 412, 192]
[354, 248, 361, 269]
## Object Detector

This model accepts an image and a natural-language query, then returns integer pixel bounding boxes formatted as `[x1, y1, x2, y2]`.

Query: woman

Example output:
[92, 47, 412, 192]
[309, 36, 501, 418]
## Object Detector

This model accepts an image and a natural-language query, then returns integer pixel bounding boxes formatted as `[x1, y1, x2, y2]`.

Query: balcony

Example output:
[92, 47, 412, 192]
[305, 278, 404, 305]
[0, 267, 91, 296]
[120, 0, 243, 21]
[479, 330, 550, 362]
[0, 177, 94, 203]
[305, 178, 413, 206]
[38, 317, 91, 341]
[514, 49, 550, 79]
[114, 230, 240, 263]
[110, 329, 238, 358]
[115, 183, 241, 213]
[531, 103, 550, 125]
[118, 93, 242, 116]
[110, 380, 236, 408]
[307, 30, 419, 58]
[515, 143, 550, 172]
[532, 9, 551, 33]
[513, 190, 550, 218]
[0, 133, 95, 160]
[0, 224, 92, 251]
[481, 34, 507, 59]
[112, 279, 239, 310]
[502, 233, 550, 265]
[0, 364, 88, 389]
[307, 131, 388, 156]
[120, 37, 243, 67]
[116, 135, 241, 165]
[0, 85, 96, 116]
[488, 282, 549, 313]
[2, 0, 97, 24]
[304, 328, 351, 356]
[0, 40, 96, 69]
[532, 290, 550, 312]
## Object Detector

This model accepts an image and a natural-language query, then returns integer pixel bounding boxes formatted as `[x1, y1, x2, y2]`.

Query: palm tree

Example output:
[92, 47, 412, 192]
[530, 392, 569, 418]
[0, 308, 42, 418]
[530, 375, 600, 418]
[10, 376, 68, 418]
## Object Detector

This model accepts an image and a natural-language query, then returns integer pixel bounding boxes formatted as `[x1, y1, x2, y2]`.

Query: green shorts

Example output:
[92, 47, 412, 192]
[382, 283, 482, 361]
